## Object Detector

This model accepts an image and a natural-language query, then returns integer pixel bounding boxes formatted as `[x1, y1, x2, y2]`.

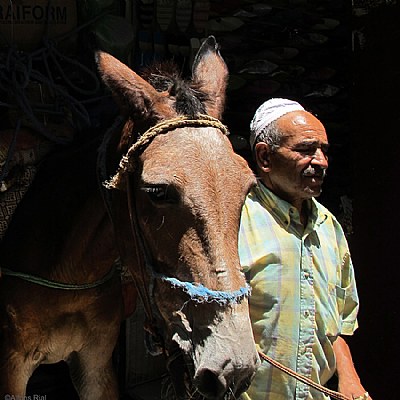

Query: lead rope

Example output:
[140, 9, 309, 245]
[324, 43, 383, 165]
[258, 350, 351, 400]
[0, 263, 117, 290]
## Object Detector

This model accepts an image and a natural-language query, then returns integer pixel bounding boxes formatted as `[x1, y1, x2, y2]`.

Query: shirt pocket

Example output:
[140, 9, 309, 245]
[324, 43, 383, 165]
[333, 284, 346, 315]
[325, 283, 346, 336]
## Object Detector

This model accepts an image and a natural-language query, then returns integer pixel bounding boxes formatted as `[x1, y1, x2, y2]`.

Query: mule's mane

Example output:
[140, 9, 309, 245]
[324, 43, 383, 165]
[140, 61, 209, 117]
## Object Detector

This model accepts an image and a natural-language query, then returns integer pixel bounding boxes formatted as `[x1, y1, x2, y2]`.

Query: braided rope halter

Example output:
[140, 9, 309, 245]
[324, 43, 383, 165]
[104, 114, 229, 190]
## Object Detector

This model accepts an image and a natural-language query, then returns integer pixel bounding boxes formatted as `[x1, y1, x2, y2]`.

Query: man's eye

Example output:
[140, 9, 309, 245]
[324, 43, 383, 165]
[296, 147, 315, 155]
[321, 145, 330, 155]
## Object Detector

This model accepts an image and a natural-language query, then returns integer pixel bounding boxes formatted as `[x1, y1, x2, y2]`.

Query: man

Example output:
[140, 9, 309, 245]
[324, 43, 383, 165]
[239, 98, 370, 400]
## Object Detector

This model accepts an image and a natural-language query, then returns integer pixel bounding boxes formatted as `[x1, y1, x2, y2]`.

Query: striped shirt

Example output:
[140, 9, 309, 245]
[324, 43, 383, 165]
[239, 181, 359, 400]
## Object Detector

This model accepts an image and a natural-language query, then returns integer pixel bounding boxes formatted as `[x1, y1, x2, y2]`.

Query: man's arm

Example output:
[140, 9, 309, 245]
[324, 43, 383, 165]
[333, 336, 372, 399]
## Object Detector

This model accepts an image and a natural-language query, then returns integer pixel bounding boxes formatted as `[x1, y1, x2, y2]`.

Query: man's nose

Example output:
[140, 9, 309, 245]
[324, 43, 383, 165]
[311, 148, 328, 168]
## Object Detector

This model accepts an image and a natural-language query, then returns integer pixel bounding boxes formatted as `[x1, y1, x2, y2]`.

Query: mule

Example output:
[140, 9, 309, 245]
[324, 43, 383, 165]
[0, 36, 259, 400]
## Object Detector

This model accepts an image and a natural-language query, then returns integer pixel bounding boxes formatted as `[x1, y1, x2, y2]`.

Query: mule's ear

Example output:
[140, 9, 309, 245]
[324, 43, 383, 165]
[95, 51, 176, 120]
[191, 36, 228, 119]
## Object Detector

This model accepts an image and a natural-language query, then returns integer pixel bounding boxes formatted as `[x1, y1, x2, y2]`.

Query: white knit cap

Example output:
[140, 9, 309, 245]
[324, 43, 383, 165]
[249, 98, 305, 149]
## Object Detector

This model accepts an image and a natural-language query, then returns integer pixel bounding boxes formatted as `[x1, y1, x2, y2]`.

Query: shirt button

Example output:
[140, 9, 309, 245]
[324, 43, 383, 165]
[304, 310, 310, 317]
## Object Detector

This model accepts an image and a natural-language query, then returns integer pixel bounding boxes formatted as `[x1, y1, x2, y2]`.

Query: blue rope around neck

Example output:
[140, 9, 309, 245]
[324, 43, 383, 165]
[156, 274, 251, 305]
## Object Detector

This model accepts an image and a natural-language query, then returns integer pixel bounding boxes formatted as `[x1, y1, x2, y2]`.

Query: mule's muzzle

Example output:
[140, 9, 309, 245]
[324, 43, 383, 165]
[194, 365, 252, 400]
[165, 345, 256, 400]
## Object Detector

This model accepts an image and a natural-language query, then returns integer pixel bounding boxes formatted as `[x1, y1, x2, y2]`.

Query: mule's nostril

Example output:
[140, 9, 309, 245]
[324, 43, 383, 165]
[195, 368, 227, 399]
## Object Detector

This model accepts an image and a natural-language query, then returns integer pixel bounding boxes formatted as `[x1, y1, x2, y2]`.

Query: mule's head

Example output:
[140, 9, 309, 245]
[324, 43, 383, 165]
[97, 36, 259, 399]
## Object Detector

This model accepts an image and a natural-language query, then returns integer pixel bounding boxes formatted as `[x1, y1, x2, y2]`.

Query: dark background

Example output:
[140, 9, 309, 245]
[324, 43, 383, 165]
[351, 4, 400, 398]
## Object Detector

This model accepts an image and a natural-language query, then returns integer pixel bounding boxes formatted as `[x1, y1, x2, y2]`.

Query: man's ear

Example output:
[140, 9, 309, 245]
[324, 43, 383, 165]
[254, 142, 271, 171]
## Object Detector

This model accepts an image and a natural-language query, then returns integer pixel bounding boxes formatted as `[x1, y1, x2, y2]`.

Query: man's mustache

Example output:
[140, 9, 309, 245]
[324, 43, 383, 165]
[302, 166, 327, 178]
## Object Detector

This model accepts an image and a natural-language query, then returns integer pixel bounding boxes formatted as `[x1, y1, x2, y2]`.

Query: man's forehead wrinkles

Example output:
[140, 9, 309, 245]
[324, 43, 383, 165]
[294, 138, 329, 145]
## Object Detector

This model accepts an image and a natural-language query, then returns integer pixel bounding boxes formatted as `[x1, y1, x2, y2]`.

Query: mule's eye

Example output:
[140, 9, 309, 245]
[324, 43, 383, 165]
[141, 185, 179, 204]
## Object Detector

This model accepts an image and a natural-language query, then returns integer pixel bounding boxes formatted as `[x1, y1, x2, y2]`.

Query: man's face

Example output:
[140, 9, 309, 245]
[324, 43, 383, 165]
[258, 111, 329, 206]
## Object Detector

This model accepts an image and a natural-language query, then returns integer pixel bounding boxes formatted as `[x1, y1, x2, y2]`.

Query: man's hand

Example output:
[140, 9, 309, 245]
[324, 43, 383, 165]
[333, 336, 372, 400]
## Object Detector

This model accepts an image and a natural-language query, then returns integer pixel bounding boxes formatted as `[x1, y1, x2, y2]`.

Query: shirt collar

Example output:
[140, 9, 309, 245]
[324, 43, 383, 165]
[251, 179, 328, 230]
